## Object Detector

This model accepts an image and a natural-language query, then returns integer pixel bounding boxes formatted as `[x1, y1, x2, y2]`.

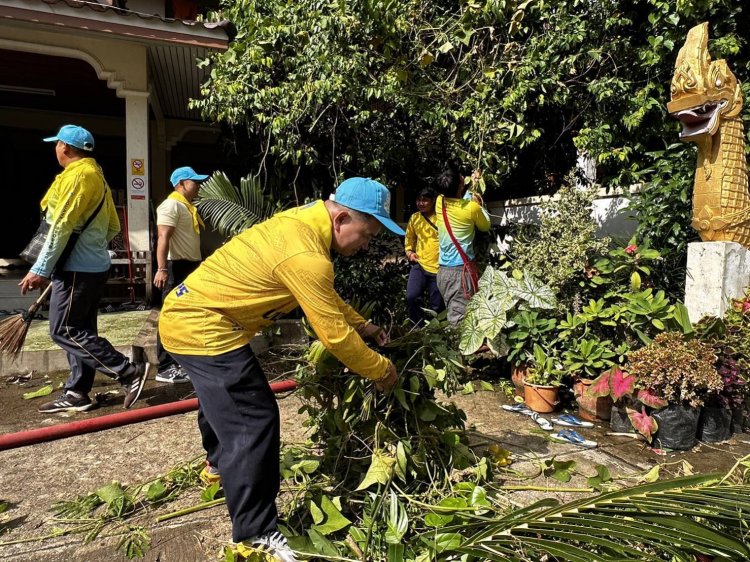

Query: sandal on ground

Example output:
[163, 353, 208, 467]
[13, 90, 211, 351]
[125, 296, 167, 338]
[502, 403, 533, 415]
[502, 404, 553, 430]
[551, 414, 594, 428]
[529, 412, 553, 431]
[550, 429, 598, 449]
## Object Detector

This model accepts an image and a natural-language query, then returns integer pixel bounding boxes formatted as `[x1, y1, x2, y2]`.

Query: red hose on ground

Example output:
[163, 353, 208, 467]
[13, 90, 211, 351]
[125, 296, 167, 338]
[0, 379, 298, 452]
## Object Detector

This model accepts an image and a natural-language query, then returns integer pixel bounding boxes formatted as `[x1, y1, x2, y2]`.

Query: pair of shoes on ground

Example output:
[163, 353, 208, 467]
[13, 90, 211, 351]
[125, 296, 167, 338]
[38, 360, 150, 413]
[155, 364, 190, 384]
[501, 404, 598, 448]
[233, 530, 297, 562]
[200, 462, 221, 486]
[502, 404, 594, 428]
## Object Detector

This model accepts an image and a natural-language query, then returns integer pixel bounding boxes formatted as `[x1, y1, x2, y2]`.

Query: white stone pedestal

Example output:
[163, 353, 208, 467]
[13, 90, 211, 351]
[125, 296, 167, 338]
[685, 241, 750, 323]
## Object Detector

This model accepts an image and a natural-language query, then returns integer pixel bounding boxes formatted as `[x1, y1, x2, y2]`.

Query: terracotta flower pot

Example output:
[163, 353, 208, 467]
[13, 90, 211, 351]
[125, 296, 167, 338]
[511, 364, 527, 399]
[574, 377, 613, 422]
[523, 382, 559, 413]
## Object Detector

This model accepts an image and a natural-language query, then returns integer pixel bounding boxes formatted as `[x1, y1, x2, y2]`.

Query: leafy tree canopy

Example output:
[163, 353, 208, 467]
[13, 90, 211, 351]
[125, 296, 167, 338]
[195, 0, 749, 200]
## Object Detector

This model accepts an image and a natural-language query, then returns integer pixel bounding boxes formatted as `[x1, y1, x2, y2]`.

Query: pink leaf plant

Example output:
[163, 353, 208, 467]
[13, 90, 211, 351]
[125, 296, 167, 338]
[627, 406, 658, 443]
[587, 366, 665, 441]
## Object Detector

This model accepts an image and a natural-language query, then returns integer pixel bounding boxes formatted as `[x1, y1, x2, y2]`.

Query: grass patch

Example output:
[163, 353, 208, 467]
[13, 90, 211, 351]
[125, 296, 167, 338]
[22, 310, 151, 351]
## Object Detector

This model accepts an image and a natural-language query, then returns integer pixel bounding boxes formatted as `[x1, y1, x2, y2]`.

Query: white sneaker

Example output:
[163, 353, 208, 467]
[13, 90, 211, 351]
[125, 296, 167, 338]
[155, 364, 190, 384]
[236, 530, 298, 562]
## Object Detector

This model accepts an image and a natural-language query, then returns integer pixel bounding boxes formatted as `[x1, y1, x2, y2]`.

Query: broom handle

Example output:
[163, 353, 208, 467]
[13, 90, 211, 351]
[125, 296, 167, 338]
[27, 284, 53, 317]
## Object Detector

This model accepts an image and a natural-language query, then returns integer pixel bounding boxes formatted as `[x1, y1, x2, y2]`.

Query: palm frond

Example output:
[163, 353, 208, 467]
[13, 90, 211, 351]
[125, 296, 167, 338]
[195, 172, 276, 237]
[443, 473, 750, 561]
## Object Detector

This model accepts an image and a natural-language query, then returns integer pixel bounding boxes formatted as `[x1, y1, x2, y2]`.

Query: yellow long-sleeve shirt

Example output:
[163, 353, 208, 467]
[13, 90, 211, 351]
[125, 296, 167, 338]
[159, 200, 390, 381]
[32, 158, 119, 277]
[404, 212, 439, 274]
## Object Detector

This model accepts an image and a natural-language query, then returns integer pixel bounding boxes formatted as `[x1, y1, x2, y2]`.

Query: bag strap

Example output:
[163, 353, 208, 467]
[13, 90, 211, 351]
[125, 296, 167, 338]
[440, 196, 479, 298]
[440, 197, 472, 266]
[52, 185, 108, 273]
[78, 186, 108, 232]
[420, 213, 438, 231]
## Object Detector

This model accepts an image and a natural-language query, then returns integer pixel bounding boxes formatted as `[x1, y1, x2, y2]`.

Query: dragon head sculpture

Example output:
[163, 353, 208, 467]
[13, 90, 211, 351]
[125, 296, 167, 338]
[668, 22, 743, 140]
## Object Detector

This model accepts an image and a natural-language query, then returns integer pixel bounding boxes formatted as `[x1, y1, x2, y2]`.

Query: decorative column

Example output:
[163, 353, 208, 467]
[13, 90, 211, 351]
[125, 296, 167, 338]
[125, 93, 150, 252]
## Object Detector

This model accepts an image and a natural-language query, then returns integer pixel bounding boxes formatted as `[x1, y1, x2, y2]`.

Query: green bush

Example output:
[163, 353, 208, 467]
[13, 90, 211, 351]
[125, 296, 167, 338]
[333, 235, 409, 326]
[509, 171, 609, 311]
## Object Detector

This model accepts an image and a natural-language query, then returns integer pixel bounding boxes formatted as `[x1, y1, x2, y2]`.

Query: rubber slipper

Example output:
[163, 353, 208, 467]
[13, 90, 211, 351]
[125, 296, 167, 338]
[529, 412, 553, 431]
[502, 404, 533, 414]
[551, 414, 594, 428]
[550, 429, 598, 449]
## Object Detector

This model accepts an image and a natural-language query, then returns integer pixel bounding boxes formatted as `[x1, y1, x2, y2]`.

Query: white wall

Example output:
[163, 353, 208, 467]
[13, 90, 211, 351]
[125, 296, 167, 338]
[487, 185, 640, 240]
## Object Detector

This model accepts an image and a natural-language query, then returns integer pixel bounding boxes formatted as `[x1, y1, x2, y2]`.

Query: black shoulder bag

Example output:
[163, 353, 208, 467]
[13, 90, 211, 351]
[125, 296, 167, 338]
[21, 190, 107, 272]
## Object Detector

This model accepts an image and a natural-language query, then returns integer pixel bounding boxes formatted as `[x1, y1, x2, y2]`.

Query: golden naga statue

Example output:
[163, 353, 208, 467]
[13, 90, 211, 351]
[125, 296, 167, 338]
[667, 22, 750, 247]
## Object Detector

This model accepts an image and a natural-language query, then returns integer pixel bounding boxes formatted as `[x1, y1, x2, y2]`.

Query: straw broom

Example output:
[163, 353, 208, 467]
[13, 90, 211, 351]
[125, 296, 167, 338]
[0, 284, 52, 357]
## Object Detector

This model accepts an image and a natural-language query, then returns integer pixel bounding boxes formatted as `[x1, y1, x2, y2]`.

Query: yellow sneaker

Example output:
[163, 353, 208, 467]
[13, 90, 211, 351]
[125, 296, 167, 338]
[200, 463, 221, 486]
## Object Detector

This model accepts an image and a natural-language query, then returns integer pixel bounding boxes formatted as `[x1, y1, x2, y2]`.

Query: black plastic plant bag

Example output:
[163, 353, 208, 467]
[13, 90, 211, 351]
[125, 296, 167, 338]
[698, 407, 732, 443]
[653, 405, 701, 450]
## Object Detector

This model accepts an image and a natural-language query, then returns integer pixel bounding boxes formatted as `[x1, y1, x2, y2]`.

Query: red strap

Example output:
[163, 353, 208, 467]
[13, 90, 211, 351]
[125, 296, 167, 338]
[440, 196, 479, 297]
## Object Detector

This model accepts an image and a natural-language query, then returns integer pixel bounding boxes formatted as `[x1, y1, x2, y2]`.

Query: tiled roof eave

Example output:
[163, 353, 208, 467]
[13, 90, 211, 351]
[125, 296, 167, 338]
[0, 1, 229, 50]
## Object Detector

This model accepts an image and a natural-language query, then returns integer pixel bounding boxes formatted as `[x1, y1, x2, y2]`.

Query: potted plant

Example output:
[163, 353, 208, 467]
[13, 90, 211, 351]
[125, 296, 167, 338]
[695, 296, 750, 434]
[523, 344, 564, 413]
[626, 332, 722, 450]
[561, 336, 621, 421]
[507, 310, 558, 398]
[587, 366, 666, 440]
[698, 353, 746, 442]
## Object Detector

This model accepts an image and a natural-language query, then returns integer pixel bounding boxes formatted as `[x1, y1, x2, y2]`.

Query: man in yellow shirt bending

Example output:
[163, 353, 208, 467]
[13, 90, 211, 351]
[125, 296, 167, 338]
[159, 177, 403, 561]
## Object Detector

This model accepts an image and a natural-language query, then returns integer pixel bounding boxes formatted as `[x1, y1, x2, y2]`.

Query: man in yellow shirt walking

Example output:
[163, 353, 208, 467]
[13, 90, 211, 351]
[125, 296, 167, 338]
[159, 177, 403, 560]
[404, 187, 444, 325]
[19, 125, 149, 412]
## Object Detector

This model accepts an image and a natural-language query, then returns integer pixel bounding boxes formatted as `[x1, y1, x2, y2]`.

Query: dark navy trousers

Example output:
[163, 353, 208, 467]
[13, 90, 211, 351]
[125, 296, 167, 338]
[406, 264, 445, 325]
[171, 345, 280, 542]
[155, 259, 200, 370]
[49, 270, 132, 395]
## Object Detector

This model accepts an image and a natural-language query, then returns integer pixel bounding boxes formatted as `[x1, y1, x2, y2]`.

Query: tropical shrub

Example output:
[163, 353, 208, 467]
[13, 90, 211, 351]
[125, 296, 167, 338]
[561, 337, 618, 380]
[509, 172, 610, 310]
[506, 310, 557, 367]
[195, 171, 279, 238]
[524, 344, 564, 387]
[458, 266, 556, 356]
[587, 365, 667, 441]
[626, 143, 699, 300]
[626, 332, 721, 408]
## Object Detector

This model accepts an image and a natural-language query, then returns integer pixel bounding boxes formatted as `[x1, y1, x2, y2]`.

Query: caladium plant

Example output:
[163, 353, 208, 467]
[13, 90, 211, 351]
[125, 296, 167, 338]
[587, 366, 667, 442]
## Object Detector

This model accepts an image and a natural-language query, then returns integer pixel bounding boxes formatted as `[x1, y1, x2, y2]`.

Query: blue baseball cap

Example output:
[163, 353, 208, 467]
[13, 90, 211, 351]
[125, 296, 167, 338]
[332, 177, 405, 236]
[43, 124, 95, 152]
[170, 166, 209, 186]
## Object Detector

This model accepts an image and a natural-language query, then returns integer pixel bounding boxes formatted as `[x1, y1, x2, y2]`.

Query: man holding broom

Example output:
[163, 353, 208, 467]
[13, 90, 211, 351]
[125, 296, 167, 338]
[159, 177, 402, 561]
[19, 124, 149, 413]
